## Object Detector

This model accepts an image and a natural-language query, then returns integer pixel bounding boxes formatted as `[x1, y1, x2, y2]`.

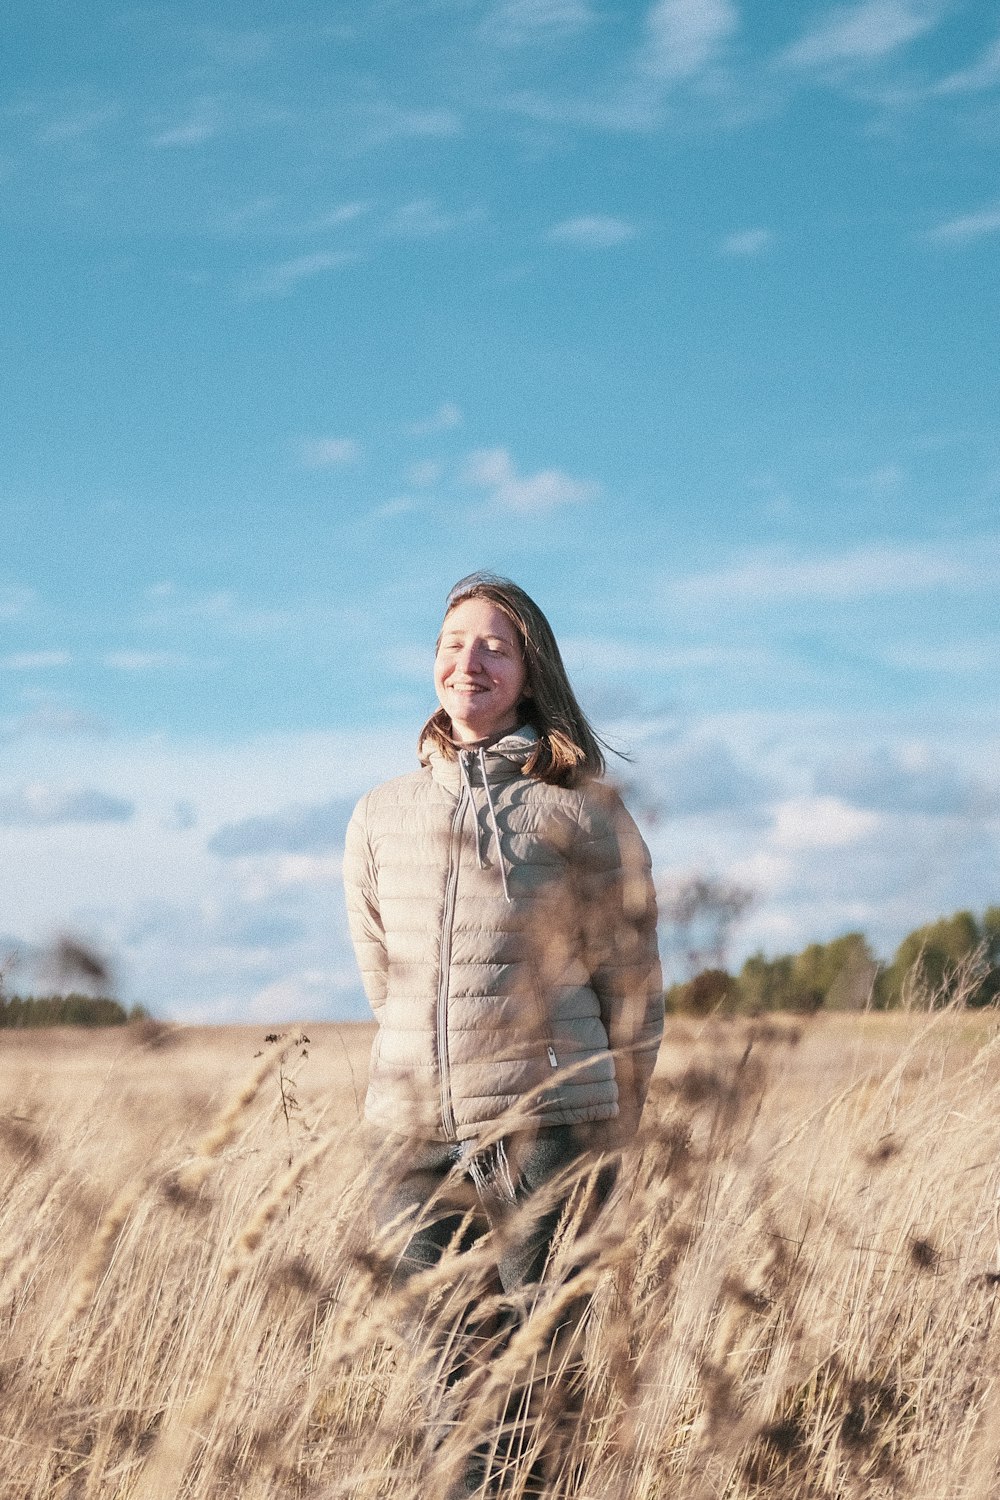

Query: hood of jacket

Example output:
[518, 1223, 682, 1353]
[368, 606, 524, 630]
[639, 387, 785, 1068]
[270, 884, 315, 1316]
[422, 724, 539, 792]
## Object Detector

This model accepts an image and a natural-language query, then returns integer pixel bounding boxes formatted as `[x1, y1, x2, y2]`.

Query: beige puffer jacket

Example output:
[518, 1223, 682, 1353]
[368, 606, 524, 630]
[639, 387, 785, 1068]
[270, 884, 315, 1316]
[343, 726, 663, 1143]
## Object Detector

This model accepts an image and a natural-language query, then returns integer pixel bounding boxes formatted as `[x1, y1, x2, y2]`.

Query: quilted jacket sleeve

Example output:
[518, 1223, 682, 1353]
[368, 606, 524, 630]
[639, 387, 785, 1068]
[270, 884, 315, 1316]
[343, 791, 389, 1017]
[575, 784, 664, 1140]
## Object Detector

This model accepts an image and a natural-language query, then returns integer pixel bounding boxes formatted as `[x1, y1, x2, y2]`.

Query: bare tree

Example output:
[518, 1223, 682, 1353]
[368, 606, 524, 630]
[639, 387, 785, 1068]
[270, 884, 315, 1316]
[658, 875, 754, 980]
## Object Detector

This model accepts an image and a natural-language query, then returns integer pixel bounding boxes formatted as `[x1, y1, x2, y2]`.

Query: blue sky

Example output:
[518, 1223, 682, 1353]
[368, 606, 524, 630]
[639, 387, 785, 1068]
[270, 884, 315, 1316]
[2, 0, 998, 1019]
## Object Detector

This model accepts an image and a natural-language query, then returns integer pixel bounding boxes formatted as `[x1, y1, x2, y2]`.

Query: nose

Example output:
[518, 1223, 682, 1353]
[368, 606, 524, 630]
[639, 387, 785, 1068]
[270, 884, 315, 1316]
[457, 640, 487, 674]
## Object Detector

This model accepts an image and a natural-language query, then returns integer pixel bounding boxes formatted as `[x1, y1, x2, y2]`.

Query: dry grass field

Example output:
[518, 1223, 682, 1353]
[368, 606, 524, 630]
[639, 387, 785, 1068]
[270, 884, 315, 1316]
[3, 998, 1000, 1498]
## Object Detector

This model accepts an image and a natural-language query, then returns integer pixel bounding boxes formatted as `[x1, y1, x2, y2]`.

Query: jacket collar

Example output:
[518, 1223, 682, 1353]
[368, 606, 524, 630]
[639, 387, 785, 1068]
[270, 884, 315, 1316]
[424, 725, 538, 790]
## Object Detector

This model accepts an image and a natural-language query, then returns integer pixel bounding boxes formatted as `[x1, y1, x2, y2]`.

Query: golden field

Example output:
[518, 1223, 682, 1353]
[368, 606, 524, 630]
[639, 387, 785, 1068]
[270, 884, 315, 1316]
[2, 1002, 1000, 1498]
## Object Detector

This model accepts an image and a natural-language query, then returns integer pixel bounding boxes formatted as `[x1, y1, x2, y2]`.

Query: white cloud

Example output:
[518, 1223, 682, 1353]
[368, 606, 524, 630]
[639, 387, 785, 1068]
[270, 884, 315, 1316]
[772, 796, 881, 850]
[670, 542, 977, 606]
[640, 0, 738, 81]
[779, 0, 940, 69]
[298, 436, 362, 468]
[239, 250, 356, 299]
[545, 214, 637, 247]
[720, 227, 772, 256]
[1, 651, 71, 670]
[463, 447, 598, 512]
[0, 784, 135, 827]
[926, 205, 1000, 245]
[2, 707, 997, 1017]
[406, 402, 463, 436]
[480, 0, 597, 47]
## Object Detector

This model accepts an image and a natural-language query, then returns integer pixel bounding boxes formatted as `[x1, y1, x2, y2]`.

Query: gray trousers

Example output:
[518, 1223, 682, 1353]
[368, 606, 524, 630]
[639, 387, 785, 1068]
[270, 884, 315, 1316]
[373, 1123, 618, 1493]
[376, 1122, 617, 1293]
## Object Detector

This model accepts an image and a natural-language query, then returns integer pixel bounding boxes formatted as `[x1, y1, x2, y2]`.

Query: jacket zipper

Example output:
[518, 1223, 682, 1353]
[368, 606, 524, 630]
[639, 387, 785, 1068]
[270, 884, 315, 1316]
[437, 759, 469, 1139]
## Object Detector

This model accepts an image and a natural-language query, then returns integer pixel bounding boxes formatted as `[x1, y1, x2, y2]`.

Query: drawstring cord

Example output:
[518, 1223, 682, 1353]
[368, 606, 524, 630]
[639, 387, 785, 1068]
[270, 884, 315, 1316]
[478, 745, 512, 904]
[457, 747, 512, 904]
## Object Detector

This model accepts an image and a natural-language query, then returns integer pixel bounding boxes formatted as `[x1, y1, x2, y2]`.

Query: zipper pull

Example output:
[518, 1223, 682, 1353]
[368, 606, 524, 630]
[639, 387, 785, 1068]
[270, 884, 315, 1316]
[547, 1045, 558, 1069]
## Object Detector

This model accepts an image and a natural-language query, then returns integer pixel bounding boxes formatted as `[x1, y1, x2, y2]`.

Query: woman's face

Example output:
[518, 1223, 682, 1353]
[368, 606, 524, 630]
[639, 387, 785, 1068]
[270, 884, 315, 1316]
[434, 597, 527, 745]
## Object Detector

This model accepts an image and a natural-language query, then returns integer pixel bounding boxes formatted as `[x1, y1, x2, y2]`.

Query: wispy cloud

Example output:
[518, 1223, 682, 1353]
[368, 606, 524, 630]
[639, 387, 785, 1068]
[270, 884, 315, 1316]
[238, 249, 356, 299]
[0, 707, 107, 742]
[671, 542, 977, 605]
[814, 744, 995, 818]
[479, 0, 597, 48]
[0, 784, 135, 827]
[640, 0, 739, 82]
[720, 226, 772, 256]
[884, 639, 1000, 673]
[138, 589, 302, 635]
[406, 402, 463, 436]
[149, 98, 219, 148]
[359, 103, 462, 149]
[40, 103, 121, 145]
[933, 32, 1000, 94]
[298, 436, 362, 468]
[926, 205, 1000, 245]
[463, 446, 598, 512]
[406, 459, 442, 487]
[385, 198, 479, 237]
[778, 0, 940, 69]
[104, 650, 200, 671]
[0, 651, 71, 670]
[561, 637, 779, 674]
[0, 586, 36, 620]
[215, 197, 370, 239]
[545, 214, 637, 246]
[208, 795, 356, 858]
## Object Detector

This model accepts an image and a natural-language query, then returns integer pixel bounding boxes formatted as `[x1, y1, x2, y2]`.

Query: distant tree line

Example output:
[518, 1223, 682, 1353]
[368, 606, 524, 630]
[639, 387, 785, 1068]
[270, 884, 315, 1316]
[665, 907, 1000, 1015]
[0, 936, 152, 1028]
[0, 993, 150, 1028]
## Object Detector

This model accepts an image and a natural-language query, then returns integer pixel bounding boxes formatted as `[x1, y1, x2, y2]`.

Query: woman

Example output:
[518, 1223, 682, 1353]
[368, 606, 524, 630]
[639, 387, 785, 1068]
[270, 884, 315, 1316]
[343, 572, 663, 1489]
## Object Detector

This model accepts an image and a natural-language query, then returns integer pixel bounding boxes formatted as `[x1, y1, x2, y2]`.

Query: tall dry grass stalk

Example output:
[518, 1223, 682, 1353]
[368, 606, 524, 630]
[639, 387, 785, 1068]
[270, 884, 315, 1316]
[2, 989, 1000, 1497]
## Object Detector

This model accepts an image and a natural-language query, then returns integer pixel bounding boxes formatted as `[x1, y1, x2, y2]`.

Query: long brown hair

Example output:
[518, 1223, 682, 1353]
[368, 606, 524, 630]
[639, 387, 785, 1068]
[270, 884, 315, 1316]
[419, 572, 607, 787]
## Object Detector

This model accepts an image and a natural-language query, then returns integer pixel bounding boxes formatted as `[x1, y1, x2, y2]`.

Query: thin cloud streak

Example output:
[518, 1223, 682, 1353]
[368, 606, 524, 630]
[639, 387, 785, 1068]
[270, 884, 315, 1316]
[546, 214, 637, 246]
[778, 0, 941, 69]
[479, 0, 597, 48]
[720, 226, 772, 255]
[670, 542, 981, 605]
[1, 651, 71, 670]
[238, 250, 357, 299]
[927, 205, 1000, 244]
[406, 402, 463, 436]
[933, 31, 1000, 94]
[298, 437, 362, 467]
